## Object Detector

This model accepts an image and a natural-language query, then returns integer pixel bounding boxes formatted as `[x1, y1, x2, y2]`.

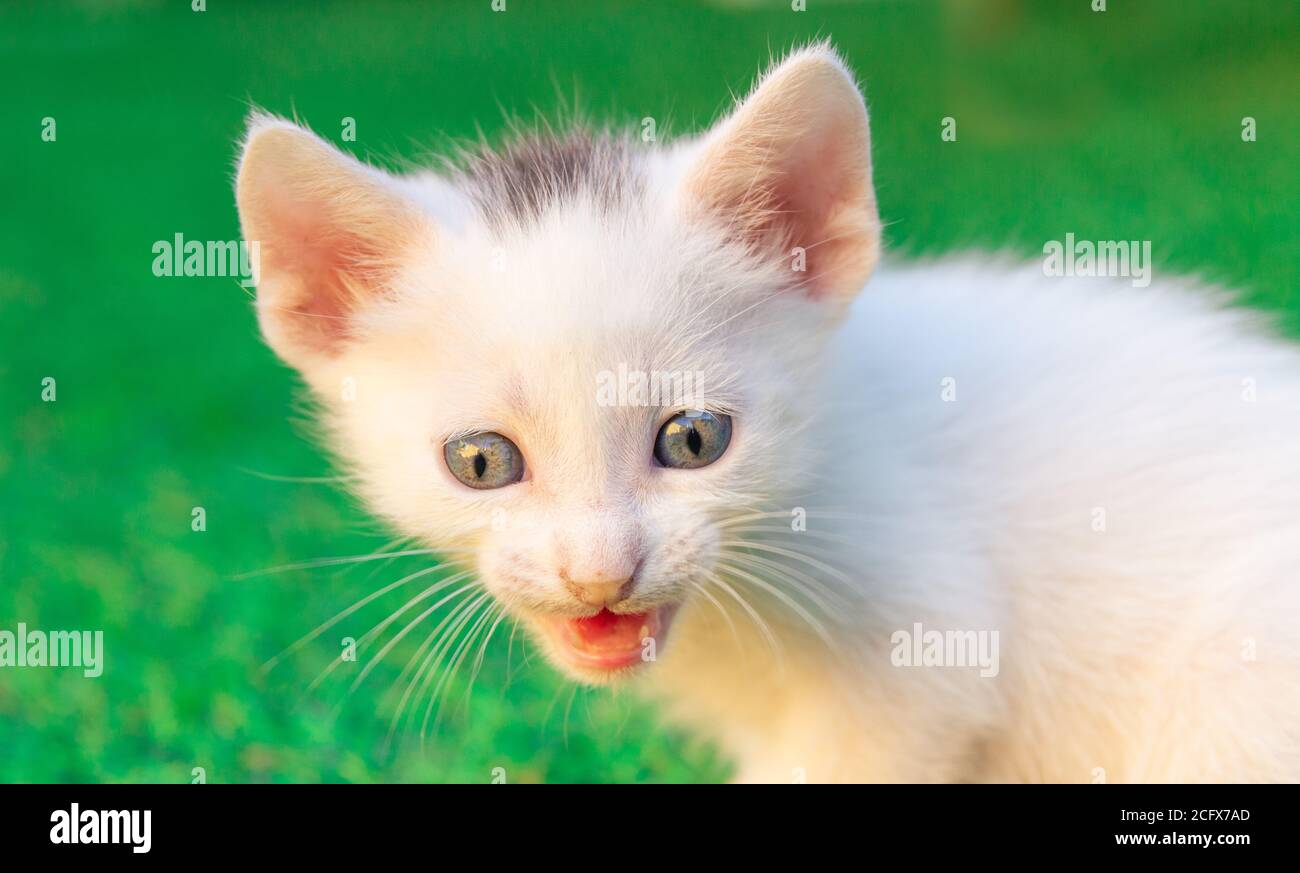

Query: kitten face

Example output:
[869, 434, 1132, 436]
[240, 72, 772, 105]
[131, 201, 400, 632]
[236, 44, 879, 684]
[320, 217, 823, 682]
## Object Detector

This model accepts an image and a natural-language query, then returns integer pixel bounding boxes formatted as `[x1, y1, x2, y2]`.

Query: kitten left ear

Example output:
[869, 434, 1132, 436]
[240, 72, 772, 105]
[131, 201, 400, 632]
[235, 114, 433, 374]
[682, 45, 881, 304]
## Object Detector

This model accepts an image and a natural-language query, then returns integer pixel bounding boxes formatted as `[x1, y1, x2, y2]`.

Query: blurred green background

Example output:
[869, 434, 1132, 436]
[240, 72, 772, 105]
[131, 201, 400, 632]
[0, 0, 1295, 783]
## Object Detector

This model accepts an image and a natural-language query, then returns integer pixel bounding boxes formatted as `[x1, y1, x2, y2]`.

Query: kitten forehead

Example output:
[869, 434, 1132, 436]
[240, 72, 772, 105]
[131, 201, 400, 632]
[456, 129, 646, 231]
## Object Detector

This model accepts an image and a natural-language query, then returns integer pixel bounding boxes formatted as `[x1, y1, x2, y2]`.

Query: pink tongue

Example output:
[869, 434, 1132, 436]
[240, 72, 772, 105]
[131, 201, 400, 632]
[568, 609, 649, 649]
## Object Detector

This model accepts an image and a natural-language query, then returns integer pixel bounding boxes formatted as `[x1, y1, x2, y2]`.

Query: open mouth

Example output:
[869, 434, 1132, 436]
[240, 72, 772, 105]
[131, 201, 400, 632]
[538, 606, 672, 673]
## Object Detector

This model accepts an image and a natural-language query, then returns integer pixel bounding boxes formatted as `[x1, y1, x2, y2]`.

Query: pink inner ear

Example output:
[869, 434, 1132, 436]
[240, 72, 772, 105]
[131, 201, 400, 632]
[682, 52, 881, 304]
[722, 129, 876, 303]
[237, 119, 436, 367]
[255, 207, 356, 354]
[252, 167, 417, 356]
[766, 127, 869, 299]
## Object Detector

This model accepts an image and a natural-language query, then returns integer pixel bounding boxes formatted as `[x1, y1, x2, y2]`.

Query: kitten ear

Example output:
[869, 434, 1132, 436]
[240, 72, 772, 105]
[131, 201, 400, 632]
[682, 45, 880, 304]
[235, 115, 432, 372]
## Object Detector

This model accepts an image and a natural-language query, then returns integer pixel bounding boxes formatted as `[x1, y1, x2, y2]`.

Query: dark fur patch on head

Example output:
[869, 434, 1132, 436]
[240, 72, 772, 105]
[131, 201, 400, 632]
[457, 129, 644, 231]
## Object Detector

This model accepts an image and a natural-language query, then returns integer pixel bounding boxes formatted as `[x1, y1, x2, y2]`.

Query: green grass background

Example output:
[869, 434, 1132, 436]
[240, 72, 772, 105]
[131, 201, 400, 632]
[0, 0, 1295, 783]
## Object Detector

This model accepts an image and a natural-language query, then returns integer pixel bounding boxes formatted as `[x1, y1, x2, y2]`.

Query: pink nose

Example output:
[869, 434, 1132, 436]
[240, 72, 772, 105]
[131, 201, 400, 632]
[563, 573, 634, 608]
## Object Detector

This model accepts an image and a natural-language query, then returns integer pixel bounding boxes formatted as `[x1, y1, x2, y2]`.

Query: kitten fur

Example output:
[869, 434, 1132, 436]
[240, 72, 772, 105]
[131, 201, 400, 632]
[235, 44, 1300, 782]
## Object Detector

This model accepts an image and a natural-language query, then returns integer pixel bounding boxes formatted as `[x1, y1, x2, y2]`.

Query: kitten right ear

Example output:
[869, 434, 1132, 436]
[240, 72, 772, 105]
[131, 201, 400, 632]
[235, 115, 432, 373]
[680, 45, 880, 306]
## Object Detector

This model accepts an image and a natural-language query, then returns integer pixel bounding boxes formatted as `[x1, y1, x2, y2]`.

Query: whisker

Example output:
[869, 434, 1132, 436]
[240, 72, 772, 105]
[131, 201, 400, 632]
[233, 547, 449, 581]
[426, 602, 500, 736]
[562, 683, 581, 751]
[504, 616, 522, 692]
[236, 466, 356, 484]
[714, 560, 835, 646]
[686, 578, 744, 653]
[463, 607, 508, 711]
[357, 538, 437, 589]
[262, 562, 454, 675]
[718, 539, 858, 590]
[418, 592, 493, 748]
[382, 588, 485, 751]
[541, 679, 574, 740]
[718, 548, 854, 612]
[321, 572, 477, 693]
[704, 570, 784, 666]
[724, 524, 859, 546]
[715, 509, 868, 530]
[309, 575, 476, 705]
[404, 592, 493, 748]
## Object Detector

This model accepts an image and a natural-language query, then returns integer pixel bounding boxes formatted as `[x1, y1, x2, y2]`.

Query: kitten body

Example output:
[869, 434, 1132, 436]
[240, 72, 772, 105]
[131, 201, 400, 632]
[651, 257, 1300, 782]
[236, 46, 1300, 782]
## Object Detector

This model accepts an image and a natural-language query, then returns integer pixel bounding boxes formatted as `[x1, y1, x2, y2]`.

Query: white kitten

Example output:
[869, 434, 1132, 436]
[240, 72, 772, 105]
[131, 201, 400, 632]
[236, 44, 1300, 782]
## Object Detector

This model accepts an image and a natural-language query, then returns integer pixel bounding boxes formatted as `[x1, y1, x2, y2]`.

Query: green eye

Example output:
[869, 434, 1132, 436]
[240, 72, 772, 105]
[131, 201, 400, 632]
[444, 432, 525, 489]
[654, 411, 732, 469]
